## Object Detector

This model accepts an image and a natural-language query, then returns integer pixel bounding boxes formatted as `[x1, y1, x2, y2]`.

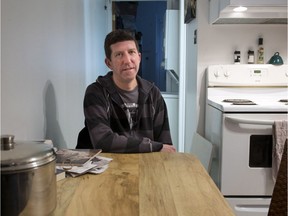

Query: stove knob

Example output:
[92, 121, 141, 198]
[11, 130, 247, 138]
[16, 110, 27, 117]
[224, 71, 230, 77]
[214, 70, 220, 77]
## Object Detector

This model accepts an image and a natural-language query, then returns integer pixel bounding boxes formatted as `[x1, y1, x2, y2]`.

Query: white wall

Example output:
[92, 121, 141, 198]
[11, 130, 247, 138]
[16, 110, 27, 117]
[1, 0, 108, 148]
[84, 0, 110, 84]
[184, 0, 287, 152]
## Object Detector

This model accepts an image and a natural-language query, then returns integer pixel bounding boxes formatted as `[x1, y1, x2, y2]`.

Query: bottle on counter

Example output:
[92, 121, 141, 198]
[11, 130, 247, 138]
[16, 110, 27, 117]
[257, 37, 264, 64]
[248, 50, 255, 64]
[234, 50, 241, 64]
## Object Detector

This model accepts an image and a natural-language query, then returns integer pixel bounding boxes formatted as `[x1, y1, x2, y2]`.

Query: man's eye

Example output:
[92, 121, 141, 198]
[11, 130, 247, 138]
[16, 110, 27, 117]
[115, 53, 122, 57]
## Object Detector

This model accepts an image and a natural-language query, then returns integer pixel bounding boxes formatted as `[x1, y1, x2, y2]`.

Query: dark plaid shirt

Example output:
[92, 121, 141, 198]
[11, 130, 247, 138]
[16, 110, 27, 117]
[84, 72, 173, 153]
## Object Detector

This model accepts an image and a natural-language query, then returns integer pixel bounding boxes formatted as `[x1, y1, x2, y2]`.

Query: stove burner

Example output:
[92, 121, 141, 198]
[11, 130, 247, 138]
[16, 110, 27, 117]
[223, 99, 252, 103]
[222, 99, 257, 105]
[232, 101, 257, 105]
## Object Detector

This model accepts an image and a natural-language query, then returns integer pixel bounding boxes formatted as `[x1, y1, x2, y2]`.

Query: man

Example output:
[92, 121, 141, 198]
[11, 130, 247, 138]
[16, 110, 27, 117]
[83, 29, 176, 153]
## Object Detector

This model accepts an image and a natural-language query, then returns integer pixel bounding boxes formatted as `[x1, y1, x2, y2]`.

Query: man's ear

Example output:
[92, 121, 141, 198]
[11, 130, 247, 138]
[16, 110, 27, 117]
[105, 58, 113, 70]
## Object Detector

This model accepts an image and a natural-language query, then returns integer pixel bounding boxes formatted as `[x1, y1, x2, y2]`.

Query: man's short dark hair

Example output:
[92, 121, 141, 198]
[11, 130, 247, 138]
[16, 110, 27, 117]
[104, 29, 139, 60]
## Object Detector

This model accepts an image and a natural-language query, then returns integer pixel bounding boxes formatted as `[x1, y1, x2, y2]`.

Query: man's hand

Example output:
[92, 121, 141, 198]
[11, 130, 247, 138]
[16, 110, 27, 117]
[160, 144, 176, 152]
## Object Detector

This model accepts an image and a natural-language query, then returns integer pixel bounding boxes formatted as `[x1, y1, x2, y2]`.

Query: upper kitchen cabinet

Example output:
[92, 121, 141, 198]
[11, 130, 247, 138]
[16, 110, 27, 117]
[209, 0, 288, 24]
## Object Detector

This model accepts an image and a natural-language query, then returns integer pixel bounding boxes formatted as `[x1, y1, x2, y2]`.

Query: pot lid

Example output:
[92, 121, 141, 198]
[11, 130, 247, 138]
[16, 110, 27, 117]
[1, 135, 56, 172]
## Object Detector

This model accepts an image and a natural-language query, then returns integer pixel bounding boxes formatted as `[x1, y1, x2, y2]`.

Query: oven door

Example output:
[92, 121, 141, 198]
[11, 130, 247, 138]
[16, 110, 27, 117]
[220, 113, 286, 196]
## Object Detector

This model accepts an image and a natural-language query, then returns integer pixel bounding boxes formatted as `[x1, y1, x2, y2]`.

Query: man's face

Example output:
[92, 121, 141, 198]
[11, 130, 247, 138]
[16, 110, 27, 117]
[105, 40, 141, 86]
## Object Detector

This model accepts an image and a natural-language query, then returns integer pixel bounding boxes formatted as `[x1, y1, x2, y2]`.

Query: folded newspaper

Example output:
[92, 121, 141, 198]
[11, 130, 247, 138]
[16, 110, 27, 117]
[56, 149, 113, 177]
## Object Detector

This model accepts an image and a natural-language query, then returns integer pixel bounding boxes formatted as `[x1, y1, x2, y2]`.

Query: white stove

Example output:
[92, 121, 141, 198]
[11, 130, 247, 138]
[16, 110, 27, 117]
[207, 87, 288, 112]
[205, 64, 288, 216]
[207, 64, 288, 113]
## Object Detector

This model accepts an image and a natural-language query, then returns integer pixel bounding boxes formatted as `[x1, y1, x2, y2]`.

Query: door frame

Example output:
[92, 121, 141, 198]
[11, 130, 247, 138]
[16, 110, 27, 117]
[106, 0, 186, 152]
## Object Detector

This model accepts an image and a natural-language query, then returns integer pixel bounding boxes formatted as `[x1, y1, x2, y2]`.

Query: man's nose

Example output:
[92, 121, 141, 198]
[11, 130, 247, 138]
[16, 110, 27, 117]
[122, 52, 132, 63]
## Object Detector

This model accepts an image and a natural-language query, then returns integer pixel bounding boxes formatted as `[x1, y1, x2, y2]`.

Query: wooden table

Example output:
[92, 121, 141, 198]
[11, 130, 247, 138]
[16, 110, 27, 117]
[53, 152, 235, 216]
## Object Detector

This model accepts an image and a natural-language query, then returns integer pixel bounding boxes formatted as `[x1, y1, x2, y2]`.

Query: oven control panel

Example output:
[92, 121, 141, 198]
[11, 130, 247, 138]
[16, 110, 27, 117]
[250, 68, 267, 76]
[207, 64, 288, 87]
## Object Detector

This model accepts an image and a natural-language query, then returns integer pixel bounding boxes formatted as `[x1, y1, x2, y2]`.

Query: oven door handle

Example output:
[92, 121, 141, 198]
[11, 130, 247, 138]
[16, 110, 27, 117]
[225, 116, 274, 125]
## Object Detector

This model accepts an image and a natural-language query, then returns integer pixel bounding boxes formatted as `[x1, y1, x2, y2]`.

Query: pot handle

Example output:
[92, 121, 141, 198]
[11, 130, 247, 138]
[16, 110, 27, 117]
[1, 135, 15, 150]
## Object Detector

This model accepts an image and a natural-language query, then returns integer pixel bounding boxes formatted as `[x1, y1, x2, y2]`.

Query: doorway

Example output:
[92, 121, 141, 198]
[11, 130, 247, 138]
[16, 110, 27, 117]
[106, 0, 183, 151]
[113, 1, 167, 91]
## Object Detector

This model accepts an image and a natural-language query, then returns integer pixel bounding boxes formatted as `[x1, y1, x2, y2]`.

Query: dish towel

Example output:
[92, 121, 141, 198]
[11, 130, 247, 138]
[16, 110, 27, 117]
[272, 120, 288, 183]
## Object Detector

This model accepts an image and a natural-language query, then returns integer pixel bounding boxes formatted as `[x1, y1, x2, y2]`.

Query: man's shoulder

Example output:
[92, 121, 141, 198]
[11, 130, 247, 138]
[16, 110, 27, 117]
[137, 76, 159, 93]
[86, 72, 113, 91]
[86, 80, 102, 93]
[96, 72, 113, 86]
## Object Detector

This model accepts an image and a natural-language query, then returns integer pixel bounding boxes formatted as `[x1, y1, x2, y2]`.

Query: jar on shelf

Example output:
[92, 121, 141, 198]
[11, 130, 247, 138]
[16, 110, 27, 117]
[248, 50, 255, 64]
[234, 51, 241, 64]
[257, 37, 264, 64]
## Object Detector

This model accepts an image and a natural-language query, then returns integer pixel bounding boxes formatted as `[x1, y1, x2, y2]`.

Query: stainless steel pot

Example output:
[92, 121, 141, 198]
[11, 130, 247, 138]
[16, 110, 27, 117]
[1, 135, 57, 216]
